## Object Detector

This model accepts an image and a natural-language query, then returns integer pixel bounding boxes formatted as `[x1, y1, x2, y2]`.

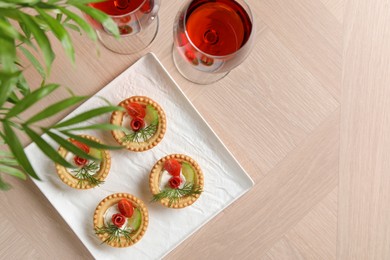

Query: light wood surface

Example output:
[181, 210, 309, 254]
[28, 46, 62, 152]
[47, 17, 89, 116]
[1, 0, 389, 259]
[339, 1, 390, 259]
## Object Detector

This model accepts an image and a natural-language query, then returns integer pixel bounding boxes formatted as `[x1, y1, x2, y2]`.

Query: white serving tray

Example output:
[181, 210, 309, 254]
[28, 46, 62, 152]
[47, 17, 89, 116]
[25, 53, 254, 259]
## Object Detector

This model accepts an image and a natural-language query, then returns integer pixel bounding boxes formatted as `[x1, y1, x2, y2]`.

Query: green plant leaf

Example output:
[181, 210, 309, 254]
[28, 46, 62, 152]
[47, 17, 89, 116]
[95, 95, 114, 106]
[0, 34, 16, 70]
[7, 120, 23, 131]
[62, 131, 122, 150]
[1, 121, 40, 180]
[56, 13, 63, 21]
[0, 71, 18, 78]
[35, 7, 75, 63]
[54, 106, 121, 128]
[17, 12, 55, 70]
[63, 16, 71, 24]
[7, 91, 20, 104]
[46, 130, 98, 160]
[0, 151, 13, 157]
[18, 21, 36, 49]
[5, 83, 59, 119]
[58, 7, 96, 41]
[23, 125, 75, 168]
[0, 70, 21, 107]
[67, 0, 107, 4]
[72, 4, 119, 37]
[2, 0, 40, 4]
[0, 21, 17, 102]
[40, 79, 46, 87]
[33, 2, 58, 9]
[16, 73, 31, 96]
[19, 45, 46, 79]
[0, 164, 26, 180]
[14, 60, 23, 67]
[63, 23, 81, 34]
[26, 96, 86, 124]
[0, 2, 18, 8]
[0, 13, 35, 49]
[0, 19, 23, 40]
[18, 21, 31, 39]
[0, 157, 19, 166]
[64, 123, 130, 133]
[0, 175, 11, 191]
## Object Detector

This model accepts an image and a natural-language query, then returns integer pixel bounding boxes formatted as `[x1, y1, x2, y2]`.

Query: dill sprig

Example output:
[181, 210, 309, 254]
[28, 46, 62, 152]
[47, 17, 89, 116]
[152, 182, 203, 207]
[121, 122, 158, 143]
[95, 224, 133, 244]
[71, 161, 103, 187]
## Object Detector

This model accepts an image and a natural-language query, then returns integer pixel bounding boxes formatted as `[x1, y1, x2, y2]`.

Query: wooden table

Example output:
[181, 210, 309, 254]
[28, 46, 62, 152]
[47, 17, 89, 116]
[1, 0, 390, 259]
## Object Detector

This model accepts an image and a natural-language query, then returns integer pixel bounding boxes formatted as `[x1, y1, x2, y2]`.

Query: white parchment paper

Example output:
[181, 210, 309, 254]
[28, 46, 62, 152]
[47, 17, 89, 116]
[25, 53, 254, 259]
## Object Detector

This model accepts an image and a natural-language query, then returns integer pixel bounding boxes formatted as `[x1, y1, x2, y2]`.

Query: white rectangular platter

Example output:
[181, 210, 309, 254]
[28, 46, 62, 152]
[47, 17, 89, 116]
[24, 53, 254, 259]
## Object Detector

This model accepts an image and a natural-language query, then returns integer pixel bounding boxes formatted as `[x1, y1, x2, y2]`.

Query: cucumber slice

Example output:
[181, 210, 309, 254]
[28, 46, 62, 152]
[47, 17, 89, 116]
[182, 162, 195, 183]
[88, 148, 102, 160]
[127, 208, 142, 231]
[144, 105, 158, 125]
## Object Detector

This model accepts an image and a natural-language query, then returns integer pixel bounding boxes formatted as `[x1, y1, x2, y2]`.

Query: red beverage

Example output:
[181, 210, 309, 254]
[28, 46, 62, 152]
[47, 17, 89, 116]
[172, 0, 254, 83]
[90, 0, 152, 16]
[87, 0, 155, 35]
[185, 0, 252, 56]
[84, 0, 159, 54]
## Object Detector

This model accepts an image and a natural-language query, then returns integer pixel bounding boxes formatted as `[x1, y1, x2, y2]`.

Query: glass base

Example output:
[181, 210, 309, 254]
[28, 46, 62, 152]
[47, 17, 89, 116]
[172, 45, 229, 85]
[97, 16, 159, 55]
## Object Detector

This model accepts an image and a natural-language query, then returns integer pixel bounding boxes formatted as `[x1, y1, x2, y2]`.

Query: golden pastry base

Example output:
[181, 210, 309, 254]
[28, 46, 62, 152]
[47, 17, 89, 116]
[55, 135, 111, 189]
[93, 193, 149, 247]
[149, 154, 204, 209]
[110, 96, 166, 152]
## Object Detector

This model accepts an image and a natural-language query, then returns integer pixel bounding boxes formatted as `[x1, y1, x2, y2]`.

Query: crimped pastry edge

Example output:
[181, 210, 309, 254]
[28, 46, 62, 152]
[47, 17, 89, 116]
[110, 96, 166, 152]
[149, 154, 204, 209]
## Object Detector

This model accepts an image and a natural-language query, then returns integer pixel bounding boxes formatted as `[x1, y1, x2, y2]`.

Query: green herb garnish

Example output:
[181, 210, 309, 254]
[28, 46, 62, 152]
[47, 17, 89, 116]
[71, 161, 103, 187]
[121, 122, 158, 143]
[152, 182, 203, 207]
[95, 224, 133, 244]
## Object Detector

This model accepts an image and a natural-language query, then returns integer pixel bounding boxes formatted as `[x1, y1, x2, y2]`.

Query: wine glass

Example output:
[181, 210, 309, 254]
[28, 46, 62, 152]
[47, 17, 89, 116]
[172, 0, 255, 84]
[85, 0, 160, 54]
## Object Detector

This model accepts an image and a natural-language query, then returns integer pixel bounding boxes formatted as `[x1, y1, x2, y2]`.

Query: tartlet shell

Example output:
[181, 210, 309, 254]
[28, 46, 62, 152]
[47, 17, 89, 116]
[55, 135, 111, 189]
[93, 193, 149, 247]
[149, 154, 204, 209]
[110, 96, 166, 152]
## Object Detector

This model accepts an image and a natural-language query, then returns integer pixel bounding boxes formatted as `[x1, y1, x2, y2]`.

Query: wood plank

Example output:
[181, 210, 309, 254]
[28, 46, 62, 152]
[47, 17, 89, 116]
[0, 179, 92, 259]
[285, 188, 337, 259]
[320, 0, 343, 23]
[0, 212, 43, 259]
[257, 0, 342, 99]
[193, 29, 339, 178]
[263, 188, 337, 259]
[339, 0, 390, 259]
[166, 109, 339, 259]
[262, 238, 304, 260]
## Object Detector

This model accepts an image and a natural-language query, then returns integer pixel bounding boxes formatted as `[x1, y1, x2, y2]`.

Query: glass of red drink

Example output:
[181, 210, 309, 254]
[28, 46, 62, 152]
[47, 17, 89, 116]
[173, 0, 254, 84]
[85, 0, 159, 54]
